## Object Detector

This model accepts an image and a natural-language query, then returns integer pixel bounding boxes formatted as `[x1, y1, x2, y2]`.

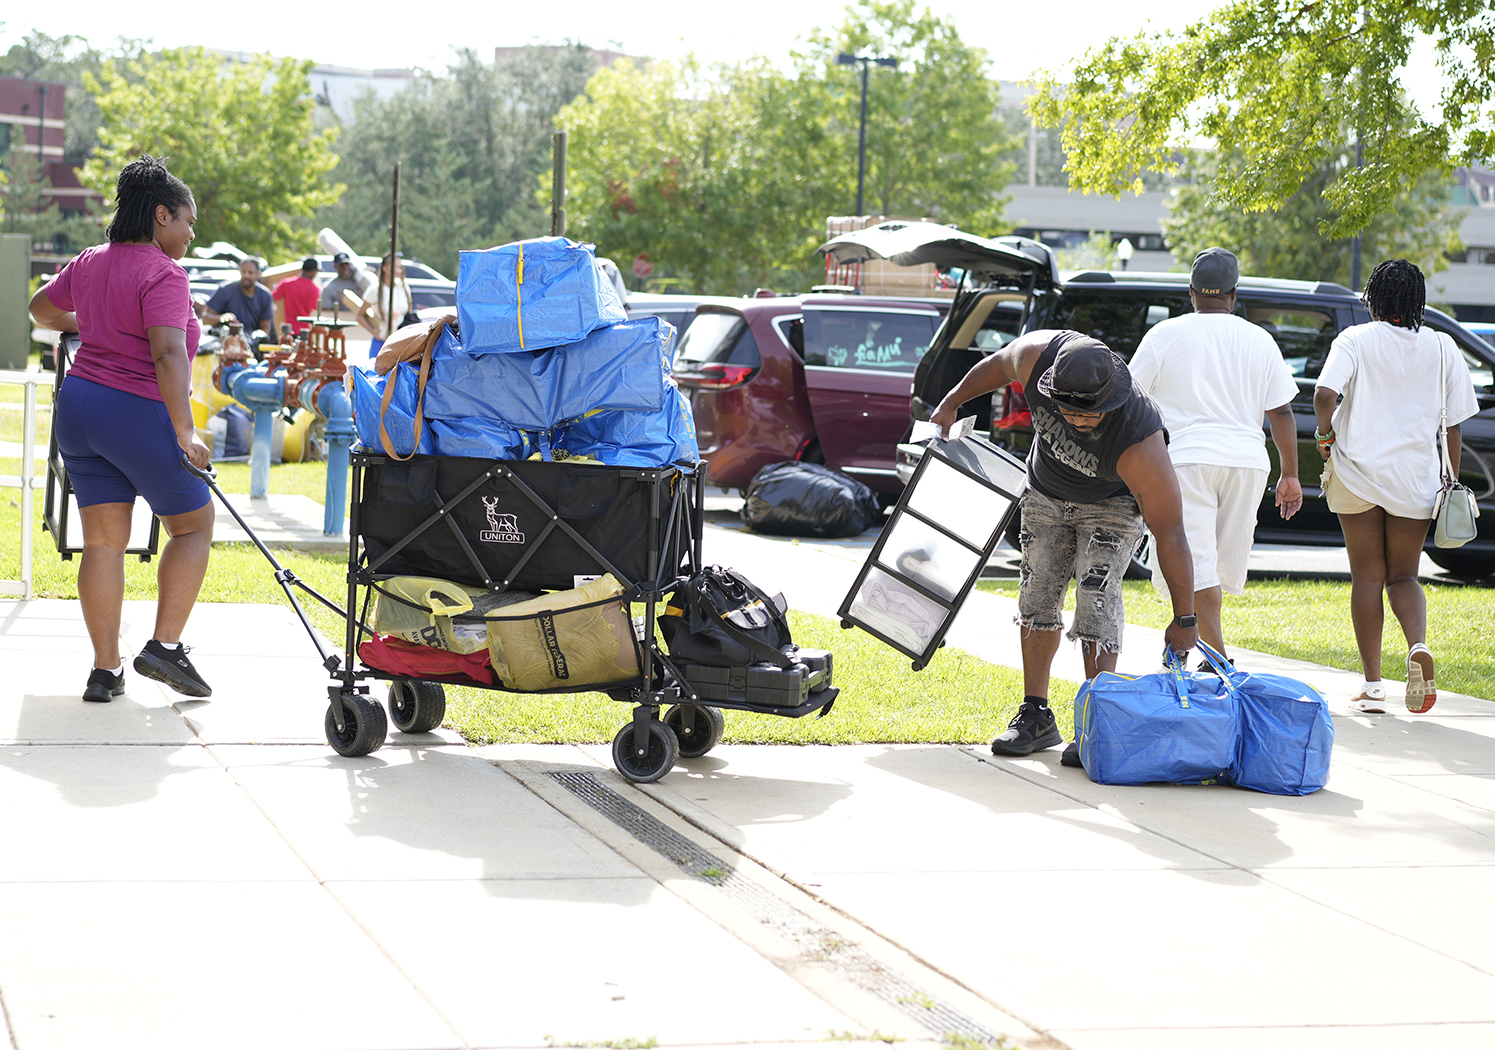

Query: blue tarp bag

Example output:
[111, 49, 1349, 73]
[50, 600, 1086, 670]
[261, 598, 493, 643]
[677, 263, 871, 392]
[427, 417, 533, 461]
[350, 364, 434, 457]
[1076, 650, 1239, 785]
[1192, 643, 1333, 796]
[457, 237, 626, 353]
[558, 387, 700, 468]
[424, 317, 675, 431]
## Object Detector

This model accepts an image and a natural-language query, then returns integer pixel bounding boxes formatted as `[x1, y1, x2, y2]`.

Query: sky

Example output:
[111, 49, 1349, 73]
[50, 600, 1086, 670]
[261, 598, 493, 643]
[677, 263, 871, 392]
[2, 0, 1451, 111]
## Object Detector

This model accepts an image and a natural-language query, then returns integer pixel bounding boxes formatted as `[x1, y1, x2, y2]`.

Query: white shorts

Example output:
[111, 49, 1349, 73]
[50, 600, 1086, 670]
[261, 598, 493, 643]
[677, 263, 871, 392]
[1151, 463, 1266, 601]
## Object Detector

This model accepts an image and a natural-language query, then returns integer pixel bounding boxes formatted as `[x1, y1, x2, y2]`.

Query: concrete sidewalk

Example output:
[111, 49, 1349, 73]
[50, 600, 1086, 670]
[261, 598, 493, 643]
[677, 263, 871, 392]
[2, 514, 1493, 1050]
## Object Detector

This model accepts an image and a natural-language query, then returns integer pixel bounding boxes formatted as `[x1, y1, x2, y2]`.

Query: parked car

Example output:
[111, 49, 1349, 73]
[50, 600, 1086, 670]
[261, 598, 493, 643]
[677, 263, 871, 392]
[671, 292, 950, 497]
[625, 292, 707, 338]
[821, 221, 1495, 577]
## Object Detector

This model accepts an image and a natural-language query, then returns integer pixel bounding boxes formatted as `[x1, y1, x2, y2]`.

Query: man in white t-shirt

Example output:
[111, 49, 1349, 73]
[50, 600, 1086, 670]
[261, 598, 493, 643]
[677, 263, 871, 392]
[1128, 247, 1303, 661]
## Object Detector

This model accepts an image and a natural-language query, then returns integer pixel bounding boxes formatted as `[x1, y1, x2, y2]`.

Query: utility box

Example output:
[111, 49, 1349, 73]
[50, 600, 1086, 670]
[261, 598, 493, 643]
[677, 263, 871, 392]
[0, 234, 30, 370]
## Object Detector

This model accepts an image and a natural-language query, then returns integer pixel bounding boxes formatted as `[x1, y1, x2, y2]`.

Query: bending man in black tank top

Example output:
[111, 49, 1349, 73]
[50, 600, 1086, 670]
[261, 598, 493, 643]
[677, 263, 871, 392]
[930, 330, 1198, 762]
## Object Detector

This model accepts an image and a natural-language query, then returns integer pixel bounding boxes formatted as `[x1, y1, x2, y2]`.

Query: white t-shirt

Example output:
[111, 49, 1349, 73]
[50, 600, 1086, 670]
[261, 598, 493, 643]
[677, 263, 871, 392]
[1128, 311, 1299, 471]
[1316, 321, 1480, 518]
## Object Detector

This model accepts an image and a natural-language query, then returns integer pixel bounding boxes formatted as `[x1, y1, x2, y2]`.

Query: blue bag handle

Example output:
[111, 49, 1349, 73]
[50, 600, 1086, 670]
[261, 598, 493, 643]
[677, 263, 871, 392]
[1195, 640, 1236, 677]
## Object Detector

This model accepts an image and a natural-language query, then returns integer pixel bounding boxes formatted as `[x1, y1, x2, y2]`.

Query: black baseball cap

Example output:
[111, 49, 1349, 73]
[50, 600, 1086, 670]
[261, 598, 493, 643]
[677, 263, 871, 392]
[1035, 335, 1132, 413]
[301, 256, 319, 272]
[1190, 246, 1239, 296]
[332, 251, 352, 264]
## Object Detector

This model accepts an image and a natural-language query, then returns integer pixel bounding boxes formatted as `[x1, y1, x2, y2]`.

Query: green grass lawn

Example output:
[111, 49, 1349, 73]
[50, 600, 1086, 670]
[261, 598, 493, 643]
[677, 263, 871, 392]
[3, 450, 1489, 746]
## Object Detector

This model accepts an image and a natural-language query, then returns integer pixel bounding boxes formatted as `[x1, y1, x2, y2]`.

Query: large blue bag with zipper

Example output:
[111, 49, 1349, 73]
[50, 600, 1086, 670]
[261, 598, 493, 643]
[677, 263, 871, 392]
[1194, 642, 1333, 796]
[350, 363, 434, 457]
[423, 316, 675, 431]
[557, 386, 700, 468]
[457, 237, 627, 354]
[1076, 650, 1239, 786]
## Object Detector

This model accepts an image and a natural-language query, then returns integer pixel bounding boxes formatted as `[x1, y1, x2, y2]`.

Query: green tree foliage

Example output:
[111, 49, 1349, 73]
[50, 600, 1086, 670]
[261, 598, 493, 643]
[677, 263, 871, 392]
[82, 47, 341, 262]
[0, 30, 146, 164]
[318, 46, 596, 276]
[0, 150, 94, 251]
[558, 57, 841, 294]
[1163, 148, 1464, 286]
[1029, 0, 1495, 237]
[559, 0, 1019, 295]
[799, 0, 1018, 231]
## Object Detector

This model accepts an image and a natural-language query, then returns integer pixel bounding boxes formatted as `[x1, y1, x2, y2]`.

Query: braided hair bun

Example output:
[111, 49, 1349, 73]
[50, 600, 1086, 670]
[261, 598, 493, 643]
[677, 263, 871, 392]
[105, 154, 193, 244]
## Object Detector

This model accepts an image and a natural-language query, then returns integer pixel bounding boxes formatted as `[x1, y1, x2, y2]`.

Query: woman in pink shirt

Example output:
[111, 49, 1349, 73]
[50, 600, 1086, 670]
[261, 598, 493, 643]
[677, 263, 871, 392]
[29, 155, 217, 704]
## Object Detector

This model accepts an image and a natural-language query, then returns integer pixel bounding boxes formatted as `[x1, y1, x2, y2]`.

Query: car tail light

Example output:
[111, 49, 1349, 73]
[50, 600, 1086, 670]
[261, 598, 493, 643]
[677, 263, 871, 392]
[994, 381, 1032, 430]
[674, 363, 757, 390]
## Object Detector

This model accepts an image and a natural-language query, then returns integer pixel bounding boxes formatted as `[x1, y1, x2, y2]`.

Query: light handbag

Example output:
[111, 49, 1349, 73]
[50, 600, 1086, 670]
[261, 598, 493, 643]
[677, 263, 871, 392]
[1433, 333, 1480, 548]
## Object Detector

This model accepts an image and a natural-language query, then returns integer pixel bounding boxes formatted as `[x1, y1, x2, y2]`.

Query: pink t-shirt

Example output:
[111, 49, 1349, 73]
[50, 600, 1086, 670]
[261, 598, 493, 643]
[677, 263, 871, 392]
[45, 242, 200, 402]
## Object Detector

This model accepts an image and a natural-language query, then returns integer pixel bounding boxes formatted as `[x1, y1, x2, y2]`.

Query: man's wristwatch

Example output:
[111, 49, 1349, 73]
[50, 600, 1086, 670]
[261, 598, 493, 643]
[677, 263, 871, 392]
[1172, 614, 1198, 628]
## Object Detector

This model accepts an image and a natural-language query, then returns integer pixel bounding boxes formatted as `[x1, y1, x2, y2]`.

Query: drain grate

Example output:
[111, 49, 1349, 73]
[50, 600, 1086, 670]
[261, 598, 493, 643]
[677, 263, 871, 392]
[549, 771, 1007, 1045]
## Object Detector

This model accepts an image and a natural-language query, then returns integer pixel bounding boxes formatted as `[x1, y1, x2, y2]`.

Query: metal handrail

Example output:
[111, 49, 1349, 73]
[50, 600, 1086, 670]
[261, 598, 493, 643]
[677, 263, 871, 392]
[0, 370, 45, 599]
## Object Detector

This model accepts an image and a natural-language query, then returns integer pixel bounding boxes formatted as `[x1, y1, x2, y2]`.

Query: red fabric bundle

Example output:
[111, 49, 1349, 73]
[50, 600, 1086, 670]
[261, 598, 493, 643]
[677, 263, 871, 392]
[358, 634, 495, 686]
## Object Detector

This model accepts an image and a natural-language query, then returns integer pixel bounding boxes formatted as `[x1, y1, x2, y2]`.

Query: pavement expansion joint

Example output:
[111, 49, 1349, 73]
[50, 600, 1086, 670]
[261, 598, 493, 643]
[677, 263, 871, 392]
[548, 770, 1010, 1046]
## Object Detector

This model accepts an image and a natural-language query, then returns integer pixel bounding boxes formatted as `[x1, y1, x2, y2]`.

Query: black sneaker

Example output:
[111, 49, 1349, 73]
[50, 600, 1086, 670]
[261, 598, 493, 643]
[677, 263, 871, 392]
[1060, 741, 1083, 768]
[991, 701, 1063, 756]
[133, 640, 212, 698]
[82, 667, 126, 703]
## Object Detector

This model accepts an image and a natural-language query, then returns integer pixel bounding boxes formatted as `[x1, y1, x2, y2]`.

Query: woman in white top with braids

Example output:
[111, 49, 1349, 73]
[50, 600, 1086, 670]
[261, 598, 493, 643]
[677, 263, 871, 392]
[1313, 259, 1479, 714]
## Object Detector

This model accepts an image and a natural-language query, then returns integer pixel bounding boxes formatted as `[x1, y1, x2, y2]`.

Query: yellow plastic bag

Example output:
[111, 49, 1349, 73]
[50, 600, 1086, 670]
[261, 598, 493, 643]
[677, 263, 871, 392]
[484, 575, 640, 691]
[371, 576, 490, 654]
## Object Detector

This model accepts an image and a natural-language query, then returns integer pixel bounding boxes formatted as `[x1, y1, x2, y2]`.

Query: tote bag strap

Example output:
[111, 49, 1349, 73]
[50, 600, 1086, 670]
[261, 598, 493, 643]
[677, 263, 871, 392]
[378, 327, 437, 461]
[1436, 333, 1456, 485]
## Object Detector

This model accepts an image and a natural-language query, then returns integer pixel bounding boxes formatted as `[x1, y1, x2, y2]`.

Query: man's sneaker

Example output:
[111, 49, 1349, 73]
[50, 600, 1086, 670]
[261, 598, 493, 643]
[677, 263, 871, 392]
[991, 701, 1063, 756]
[1348, 688, 1386, 714]
[1059, 741, 1083, 768]
[1406, 644, 1436, 713]
[82, 667, 125, 704]
[133, 640, 212, 698]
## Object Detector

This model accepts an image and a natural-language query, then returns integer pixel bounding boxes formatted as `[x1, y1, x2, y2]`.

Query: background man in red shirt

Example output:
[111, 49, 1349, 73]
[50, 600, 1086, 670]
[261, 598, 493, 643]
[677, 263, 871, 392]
[272, 258, 322, 335]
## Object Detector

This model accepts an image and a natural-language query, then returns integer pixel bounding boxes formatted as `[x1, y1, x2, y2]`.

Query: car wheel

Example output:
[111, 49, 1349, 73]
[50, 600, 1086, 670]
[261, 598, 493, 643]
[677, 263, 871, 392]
[1124, 532, 1153, 581]
[1425, 547, 1495, 578]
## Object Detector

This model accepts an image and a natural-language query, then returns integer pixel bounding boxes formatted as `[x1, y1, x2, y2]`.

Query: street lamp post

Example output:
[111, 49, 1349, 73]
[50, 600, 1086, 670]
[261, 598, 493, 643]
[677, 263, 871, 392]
[836, 52, 898, 217]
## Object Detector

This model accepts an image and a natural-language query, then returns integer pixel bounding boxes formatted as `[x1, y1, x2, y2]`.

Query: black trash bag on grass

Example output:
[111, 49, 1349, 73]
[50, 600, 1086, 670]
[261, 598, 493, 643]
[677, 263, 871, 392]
[741, 461, 881, 538]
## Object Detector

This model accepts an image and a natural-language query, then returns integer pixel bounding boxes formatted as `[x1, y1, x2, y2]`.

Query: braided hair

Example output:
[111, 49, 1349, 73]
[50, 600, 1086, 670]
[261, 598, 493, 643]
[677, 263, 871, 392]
[1362, 259, 1425, 331]
[105, 154, 193, 243]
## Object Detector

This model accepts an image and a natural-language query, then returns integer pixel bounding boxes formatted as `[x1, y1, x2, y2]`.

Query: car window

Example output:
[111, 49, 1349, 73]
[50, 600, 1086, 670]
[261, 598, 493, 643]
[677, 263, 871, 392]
[1242, 305, 1336, 379]
[776, 316, 805, 358]
[802, 308, 937, 372]
[973, 301, 1024, 350]
[1050, 294, 1191, 360]
[675, 310, 759, 368]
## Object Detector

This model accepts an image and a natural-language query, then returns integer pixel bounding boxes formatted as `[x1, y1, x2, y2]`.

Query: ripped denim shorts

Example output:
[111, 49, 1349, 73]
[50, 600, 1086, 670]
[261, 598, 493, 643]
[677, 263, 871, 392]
[1016, 487, 1146, 654]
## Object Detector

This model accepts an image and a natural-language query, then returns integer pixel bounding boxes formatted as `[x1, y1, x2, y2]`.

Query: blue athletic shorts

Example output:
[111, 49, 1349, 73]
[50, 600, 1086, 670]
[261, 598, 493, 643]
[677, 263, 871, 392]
[54, 375, 211, 517]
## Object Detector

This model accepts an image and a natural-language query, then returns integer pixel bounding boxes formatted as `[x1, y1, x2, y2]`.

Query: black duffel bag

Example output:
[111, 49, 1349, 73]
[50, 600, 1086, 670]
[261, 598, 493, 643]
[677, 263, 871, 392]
[741, 461, 880, 539]
[660, 565, 794, 668]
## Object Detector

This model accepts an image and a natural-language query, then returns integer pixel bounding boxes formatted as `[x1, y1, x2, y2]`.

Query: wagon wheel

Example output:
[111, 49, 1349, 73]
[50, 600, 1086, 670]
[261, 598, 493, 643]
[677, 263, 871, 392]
[611, 718, 679, 784]
[388, 680, 446, 734]
[325, 691, 387, 757]
[664, 703, 725, 759]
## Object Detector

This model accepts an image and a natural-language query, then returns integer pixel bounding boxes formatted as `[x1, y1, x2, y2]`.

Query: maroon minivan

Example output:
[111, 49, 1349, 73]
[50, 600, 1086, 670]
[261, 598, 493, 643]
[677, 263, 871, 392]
[671, 293, 948, 496]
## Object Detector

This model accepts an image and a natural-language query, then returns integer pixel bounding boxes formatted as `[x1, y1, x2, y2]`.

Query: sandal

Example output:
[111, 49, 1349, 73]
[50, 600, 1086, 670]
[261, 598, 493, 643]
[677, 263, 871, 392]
[1406, 644, 1436, 713]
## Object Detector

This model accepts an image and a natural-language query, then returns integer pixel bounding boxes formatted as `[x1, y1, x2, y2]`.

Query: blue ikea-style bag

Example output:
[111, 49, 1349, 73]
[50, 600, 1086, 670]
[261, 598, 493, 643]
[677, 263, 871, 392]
[1076, 650, 1239, 786]
[1193, 642, 1333, 796]
[557, 386, 701, 468]
[424, 316, 675, 430]
[457, 237, 626, 353]
[426, 417, 533, 461]
[350, 364, 434, 457]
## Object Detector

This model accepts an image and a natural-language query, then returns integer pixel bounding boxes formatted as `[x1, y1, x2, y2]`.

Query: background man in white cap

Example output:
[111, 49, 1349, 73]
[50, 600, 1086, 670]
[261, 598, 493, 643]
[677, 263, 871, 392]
[1128, 247, 1303, 666]
[931, 329, 1198, 763]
